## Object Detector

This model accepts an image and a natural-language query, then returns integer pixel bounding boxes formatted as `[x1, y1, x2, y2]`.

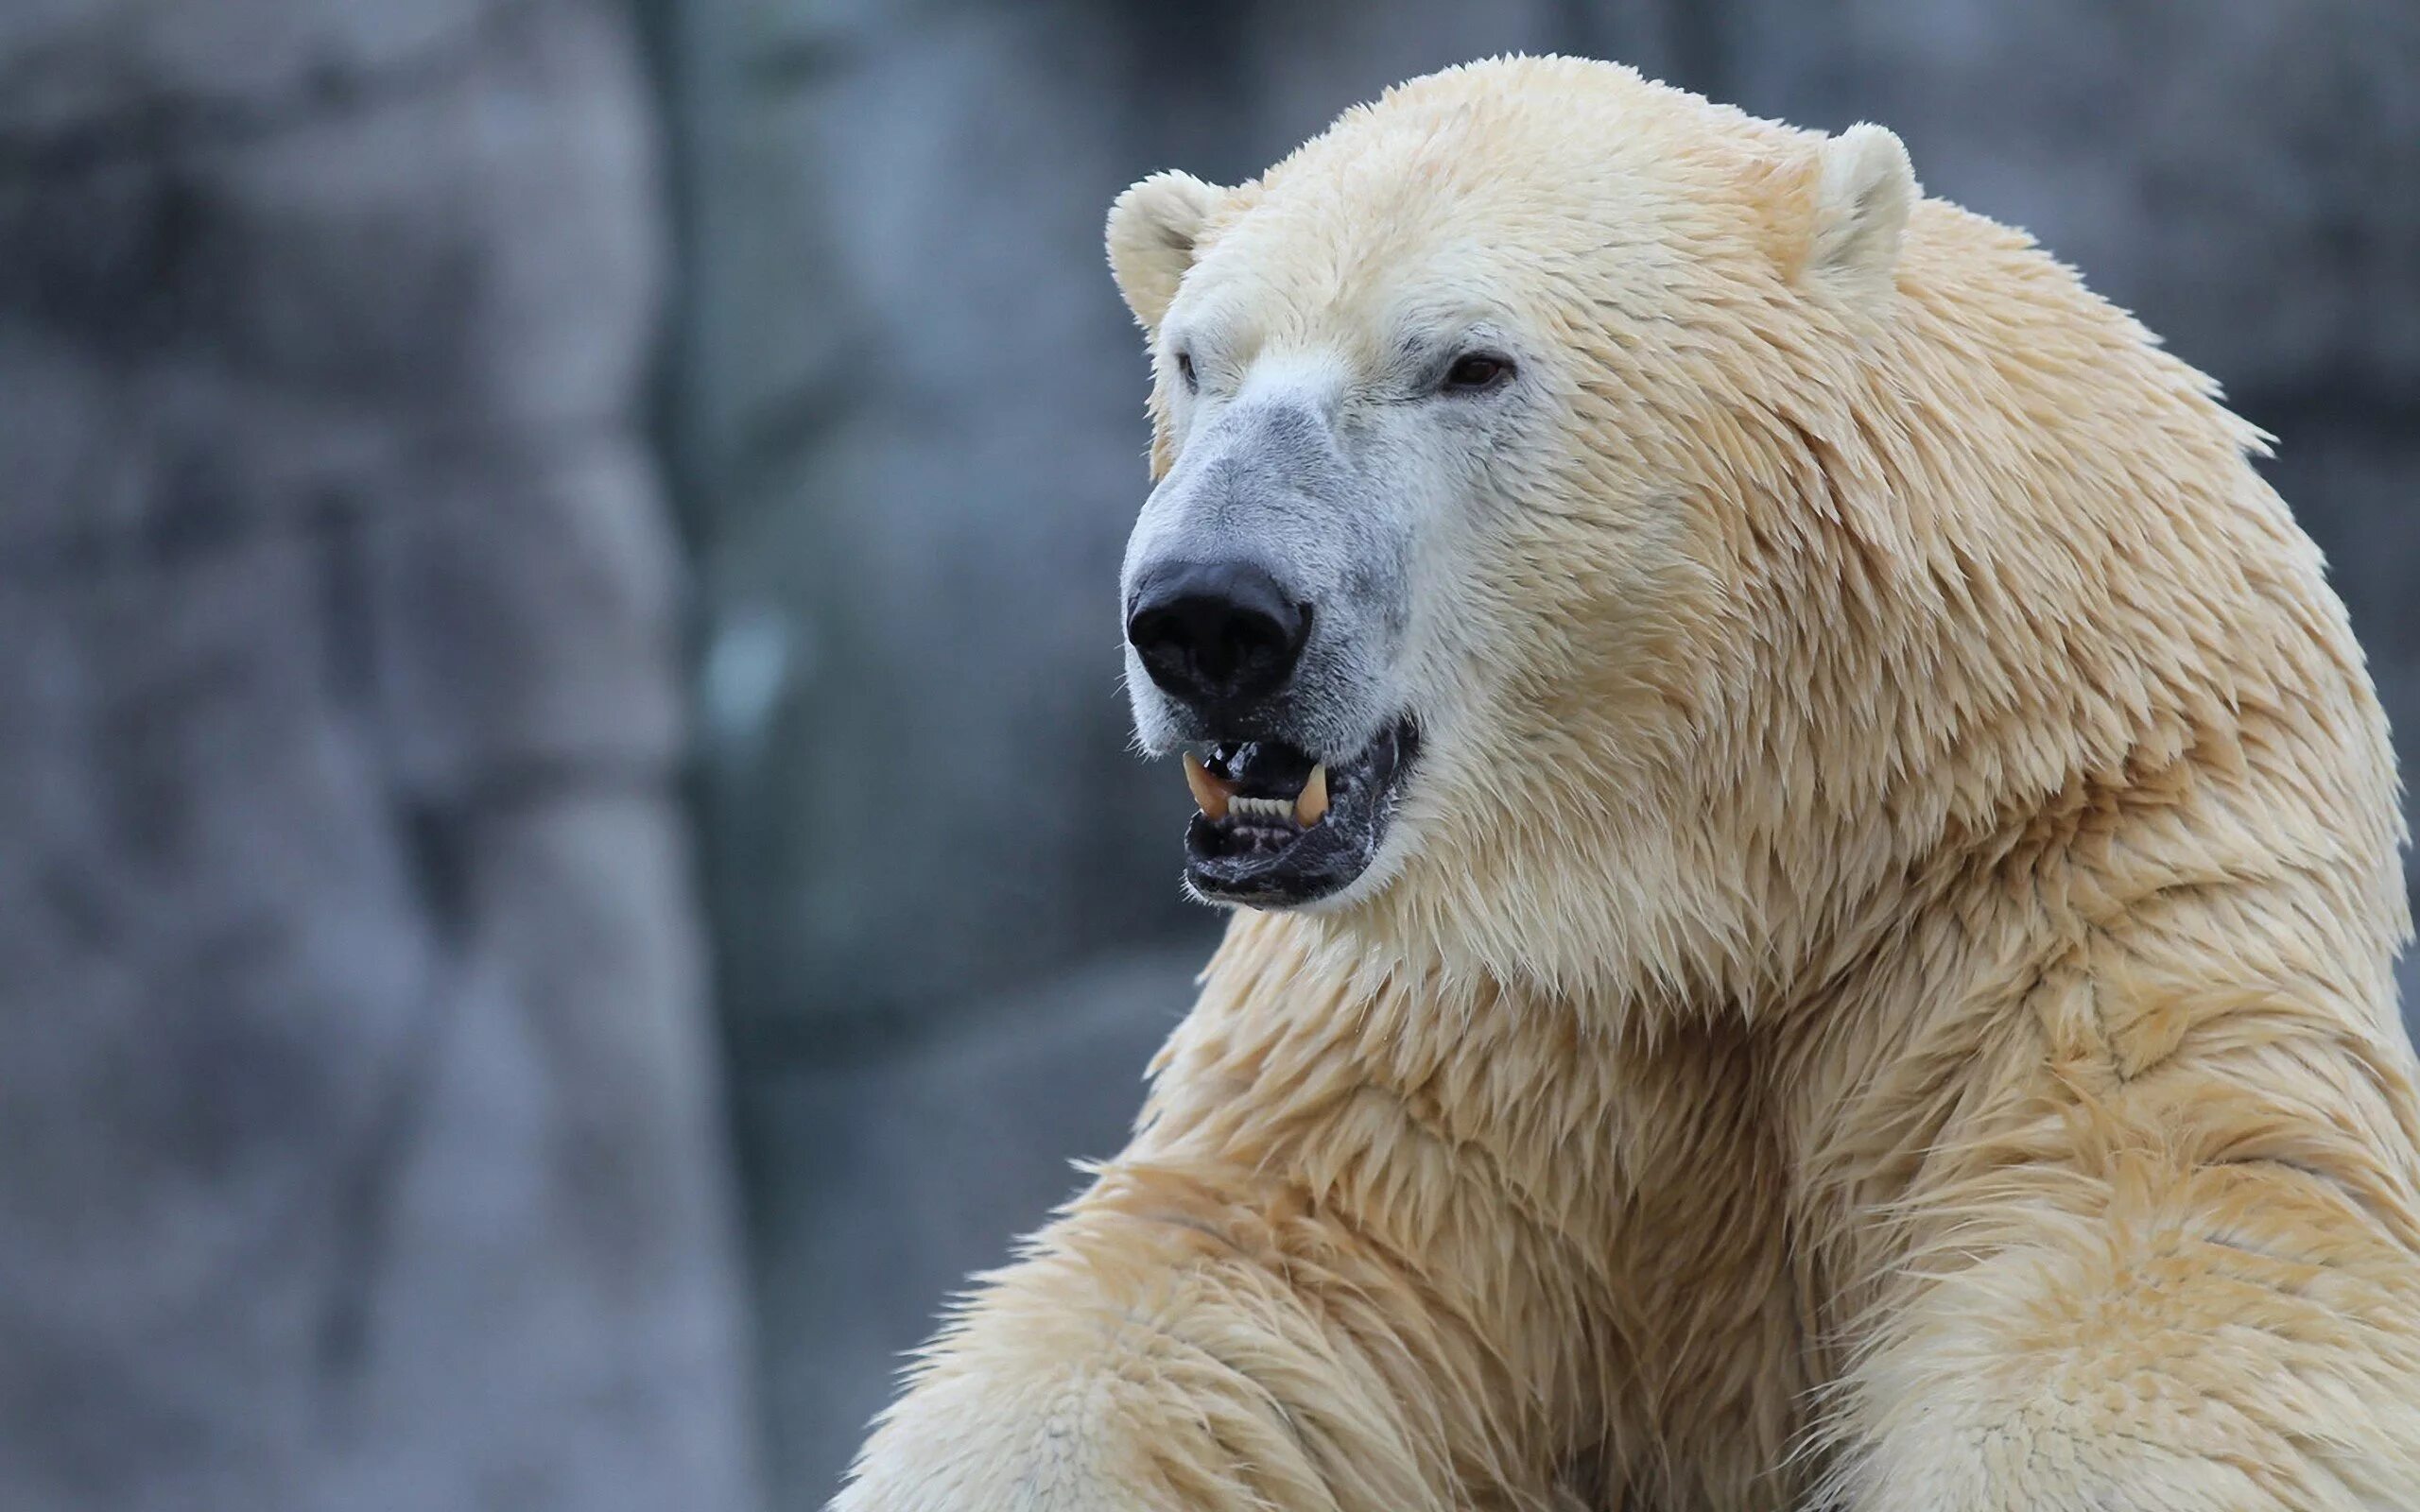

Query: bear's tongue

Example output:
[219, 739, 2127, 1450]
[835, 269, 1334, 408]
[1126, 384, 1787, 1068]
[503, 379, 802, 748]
[1183, 741, 1328, 827]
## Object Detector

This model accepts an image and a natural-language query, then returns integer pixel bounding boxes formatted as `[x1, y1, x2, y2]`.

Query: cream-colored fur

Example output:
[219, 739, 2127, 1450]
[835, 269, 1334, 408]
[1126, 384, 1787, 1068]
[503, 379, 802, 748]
[835, 58, 2420, 1511]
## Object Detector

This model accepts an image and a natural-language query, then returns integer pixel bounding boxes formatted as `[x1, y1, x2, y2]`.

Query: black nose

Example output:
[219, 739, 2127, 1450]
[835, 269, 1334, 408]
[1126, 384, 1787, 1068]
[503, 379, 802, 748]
[1126, 558, 1310, 712]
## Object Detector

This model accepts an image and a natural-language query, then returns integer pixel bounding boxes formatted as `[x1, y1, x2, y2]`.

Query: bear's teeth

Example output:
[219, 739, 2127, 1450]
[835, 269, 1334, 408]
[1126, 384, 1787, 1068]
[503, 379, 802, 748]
[1295, 765, 1328, 826]
[1184, 750, 1234, 820]
[1185, 757, 1327, 829]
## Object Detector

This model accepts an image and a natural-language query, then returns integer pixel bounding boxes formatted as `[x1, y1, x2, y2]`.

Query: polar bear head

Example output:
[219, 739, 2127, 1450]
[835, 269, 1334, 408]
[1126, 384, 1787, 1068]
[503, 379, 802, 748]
[1108, 58, 1927, 982]
[1106, 57, 2306, 1004]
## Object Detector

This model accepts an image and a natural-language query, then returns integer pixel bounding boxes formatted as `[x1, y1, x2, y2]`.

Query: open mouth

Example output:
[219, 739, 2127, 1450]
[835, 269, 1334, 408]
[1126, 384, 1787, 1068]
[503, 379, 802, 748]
[1177, 717, 1419, 907]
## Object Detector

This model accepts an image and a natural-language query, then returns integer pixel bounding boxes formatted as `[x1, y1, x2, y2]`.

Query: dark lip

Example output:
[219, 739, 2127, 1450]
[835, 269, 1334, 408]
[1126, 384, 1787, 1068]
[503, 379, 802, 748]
[1182, 717, 1420, 908]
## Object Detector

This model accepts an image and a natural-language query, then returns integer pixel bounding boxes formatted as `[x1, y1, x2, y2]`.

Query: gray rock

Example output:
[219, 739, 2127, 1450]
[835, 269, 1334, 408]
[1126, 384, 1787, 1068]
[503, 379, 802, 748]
[0, 0, 499, 144]
[0, 536, 430, 1511]
[362, 436, 686, 799]
[311, 796, 757, 1512]
[747, 945, 1210, 1500]
[0, 1, 659, 441]
[0, 0, 762, 1508]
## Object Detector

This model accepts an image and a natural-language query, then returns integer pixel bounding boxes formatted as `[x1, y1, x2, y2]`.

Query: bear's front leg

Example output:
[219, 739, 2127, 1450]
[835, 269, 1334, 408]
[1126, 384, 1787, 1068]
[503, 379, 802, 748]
[831, 1160, 1516, 1512]
[1824, 1153, 2420, 1511]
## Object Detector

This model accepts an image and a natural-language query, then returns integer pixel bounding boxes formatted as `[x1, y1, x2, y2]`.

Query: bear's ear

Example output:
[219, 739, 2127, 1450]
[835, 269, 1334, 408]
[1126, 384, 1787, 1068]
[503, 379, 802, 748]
[1107, 170, 1223, 335]
[1805, 123, 1916, 303]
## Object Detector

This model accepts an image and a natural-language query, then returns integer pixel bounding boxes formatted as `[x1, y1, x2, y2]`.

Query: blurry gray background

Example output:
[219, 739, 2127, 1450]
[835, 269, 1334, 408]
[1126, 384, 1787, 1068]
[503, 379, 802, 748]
[0, 2, 2411, 1508]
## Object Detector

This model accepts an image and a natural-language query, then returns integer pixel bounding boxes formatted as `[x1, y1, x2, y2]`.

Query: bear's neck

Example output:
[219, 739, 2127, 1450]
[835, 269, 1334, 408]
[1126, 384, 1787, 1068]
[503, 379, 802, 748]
[1141, 908, 1820, 1486]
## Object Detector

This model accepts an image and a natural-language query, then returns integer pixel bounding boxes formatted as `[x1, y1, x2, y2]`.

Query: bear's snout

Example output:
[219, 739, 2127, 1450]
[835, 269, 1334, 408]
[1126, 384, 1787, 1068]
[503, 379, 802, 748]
[1125, 556, 1311, 719]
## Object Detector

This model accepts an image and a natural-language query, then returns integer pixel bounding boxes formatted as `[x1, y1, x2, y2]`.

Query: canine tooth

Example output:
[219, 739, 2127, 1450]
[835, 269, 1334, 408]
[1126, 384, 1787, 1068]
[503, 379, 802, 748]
[1295, 764, 1329, 826]
[1184, 750, 1232, 819]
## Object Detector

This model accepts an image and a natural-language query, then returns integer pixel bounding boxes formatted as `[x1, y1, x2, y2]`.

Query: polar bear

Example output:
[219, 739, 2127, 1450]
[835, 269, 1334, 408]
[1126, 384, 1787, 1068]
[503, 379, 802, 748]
[835, 57, 2420, 1511]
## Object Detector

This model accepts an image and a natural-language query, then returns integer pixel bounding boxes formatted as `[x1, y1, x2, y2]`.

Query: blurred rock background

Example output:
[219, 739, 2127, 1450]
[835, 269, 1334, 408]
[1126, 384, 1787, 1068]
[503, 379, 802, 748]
[0, 1, 2411, 1508]
[0, 1, 757, 1508]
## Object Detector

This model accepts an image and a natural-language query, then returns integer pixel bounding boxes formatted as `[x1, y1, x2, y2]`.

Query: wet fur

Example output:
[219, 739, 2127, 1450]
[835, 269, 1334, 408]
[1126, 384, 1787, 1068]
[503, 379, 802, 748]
[837, 57, 2420, 1511]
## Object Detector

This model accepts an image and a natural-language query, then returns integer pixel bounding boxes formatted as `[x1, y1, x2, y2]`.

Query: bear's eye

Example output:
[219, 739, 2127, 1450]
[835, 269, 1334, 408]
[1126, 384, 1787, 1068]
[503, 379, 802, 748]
[1440, 352, 1513, 394]
[1174, 351, 1198, 392]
